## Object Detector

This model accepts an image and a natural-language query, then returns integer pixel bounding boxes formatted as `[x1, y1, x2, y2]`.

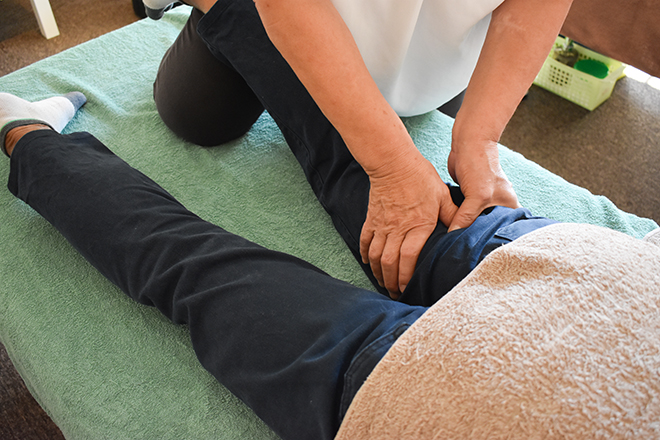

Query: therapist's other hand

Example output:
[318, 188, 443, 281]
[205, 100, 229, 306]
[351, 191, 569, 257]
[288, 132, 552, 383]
[447, 139, 520, 232]
[360, 154, 458, 298]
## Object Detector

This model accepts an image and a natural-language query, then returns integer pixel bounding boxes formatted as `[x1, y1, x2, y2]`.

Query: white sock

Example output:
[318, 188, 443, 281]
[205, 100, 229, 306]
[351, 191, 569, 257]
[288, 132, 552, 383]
[0, 92, 86, 156]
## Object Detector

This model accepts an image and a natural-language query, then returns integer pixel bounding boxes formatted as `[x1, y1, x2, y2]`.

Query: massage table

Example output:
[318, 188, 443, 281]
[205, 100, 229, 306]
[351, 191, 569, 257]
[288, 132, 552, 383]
[562, 0, 660, 79]
[0, 7, 657, 439]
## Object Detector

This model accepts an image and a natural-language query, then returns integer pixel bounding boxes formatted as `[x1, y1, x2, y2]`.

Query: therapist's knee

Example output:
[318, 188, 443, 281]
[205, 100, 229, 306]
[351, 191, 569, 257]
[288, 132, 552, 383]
[152, 8, 264, 146]
[154, 74, 263, 147]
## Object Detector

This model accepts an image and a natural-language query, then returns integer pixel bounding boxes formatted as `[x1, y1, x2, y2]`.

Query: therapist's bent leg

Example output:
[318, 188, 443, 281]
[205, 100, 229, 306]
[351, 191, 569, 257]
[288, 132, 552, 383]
[153, 8, 264, 146]
[6, 128, 425, 440]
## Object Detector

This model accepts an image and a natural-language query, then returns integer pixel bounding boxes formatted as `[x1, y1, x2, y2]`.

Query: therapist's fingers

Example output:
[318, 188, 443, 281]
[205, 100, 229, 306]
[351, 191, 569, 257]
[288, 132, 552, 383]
[448, 183, 520, 232]
[448, 197, 485, 232]
[396, 226, 438, 294]
[363, 225, 437, 298]
[378, 232, 406, 297]
[361, 230, 385, 288]
[397, 196, 458, 293]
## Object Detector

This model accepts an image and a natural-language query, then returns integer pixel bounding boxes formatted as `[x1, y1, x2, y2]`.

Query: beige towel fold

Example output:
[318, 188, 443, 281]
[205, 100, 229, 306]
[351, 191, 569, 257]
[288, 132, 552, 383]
[338, 223, 660, 440]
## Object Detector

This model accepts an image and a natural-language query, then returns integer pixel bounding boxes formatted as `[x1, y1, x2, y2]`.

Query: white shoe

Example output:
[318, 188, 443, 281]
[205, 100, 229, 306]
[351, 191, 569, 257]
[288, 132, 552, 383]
[143, 0, 178, 20]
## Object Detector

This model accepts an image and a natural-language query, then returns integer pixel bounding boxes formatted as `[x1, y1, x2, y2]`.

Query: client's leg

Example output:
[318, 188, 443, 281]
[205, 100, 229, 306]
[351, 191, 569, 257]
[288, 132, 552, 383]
[3, 95, 424, 440]
[194, 0, 557, 305]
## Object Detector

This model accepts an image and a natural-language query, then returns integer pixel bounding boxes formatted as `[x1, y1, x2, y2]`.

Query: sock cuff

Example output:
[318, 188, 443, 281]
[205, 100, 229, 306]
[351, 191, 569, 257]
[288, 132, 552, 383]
[63, 92, 87, 112]
[1, 119, 55, 157]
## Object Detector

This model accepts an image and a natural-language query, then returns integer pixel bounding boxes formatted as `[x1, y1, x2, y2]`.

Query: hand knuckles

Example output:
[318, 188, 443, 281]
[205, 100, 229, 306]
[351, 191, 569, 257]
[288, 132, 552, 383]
[368, 247, 383, 262]
[380, 254, 398, 269]
[399, 247, 419, 261]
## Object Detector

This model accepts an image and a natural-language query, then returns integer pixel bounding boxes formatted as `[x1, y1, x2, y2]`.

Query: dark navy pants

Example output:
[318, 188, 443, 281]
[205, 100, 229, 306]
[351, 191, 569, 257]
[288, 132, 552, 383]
[7, 128, 555, 440]
[8, 132, 553, 440]
[8, 131, 425, 440]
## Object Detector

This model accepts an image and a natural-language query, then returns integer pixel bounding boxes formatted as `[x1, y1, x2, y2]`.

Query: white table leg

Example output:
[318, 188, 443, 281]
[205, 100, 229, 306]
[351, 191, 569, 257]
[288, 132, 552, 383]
[29, 0, 60, 39]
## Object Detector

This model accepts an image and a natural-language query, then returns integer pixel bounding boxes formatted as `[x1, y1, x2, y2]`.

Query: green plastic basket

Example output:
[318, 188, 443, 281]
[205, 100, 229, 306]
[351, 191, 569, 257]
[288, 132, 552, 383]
[533, 36, 625, 111]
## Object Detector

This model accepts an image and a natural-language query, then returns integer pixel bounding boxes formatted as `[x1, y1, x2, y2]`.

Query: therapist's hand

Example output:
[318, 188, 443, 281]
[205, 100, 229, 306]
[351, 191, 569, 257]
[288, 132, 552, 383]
[360, 153, 458, 298]
[446, 139, 520, 232]
[440, 0, 573, 232]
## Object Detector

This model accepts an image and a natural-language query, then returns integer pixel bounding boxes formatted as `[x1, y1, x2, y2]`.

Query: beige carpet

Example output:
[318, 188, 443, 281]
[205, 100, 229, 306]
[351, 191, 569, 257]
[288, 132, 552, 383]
[1, 1, 659, 439]
[0, 0, 139, 76]
[502, 76, 660, 223]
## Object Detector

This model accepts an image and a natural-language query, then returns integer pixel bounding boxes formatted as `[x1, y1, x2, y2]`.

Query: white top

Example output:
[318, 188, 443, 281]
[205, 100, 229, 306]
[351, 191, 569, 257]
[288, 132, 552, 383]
[332, 0, 505, 116]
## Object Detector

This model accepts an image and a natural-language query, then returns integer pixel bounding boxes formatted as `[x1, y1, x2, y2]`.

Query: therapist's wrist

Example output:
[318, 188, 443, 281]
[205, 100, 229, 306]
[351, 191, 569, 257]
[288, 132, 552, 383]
[362, 146, 431, 185]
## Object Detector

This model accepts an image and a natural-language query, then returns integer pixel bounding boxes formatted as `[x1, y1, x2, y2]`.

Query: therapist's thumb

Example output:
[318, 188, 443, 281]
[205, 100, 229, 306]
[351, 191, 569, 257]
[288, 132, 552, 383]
[448, 199, 483, 232]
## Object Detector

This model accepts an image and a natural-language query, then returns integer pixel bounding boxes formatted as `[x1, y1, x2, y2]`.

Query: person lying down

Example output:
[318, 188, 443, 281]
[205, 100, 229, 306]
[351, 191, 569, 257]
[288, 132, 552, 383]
[1, 92, 659, 439]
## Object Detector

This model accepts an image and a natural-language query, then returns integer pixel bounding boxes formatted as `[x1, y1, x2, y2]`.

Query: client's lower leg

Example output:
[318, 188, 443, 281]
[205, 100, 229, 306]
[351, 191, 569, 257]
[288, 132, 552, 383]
[5, 112, 424, 440]
[4, 125, 51, 156]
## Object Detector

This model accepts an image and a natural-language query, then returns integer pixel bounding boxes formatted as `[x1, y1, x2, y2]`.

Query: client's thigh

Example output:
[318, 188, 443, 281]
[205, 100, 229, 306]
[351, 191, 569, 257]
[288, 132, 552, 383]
[402, 205, 558, 306]
[153, 8, 264, 146]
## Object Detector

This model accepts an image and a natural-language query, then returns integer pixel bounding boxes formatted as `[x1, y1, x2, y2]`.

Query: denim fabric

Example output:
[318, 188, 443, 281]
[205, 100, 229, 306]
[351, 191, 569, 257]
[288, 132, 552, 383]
[8, 131, 426, 440]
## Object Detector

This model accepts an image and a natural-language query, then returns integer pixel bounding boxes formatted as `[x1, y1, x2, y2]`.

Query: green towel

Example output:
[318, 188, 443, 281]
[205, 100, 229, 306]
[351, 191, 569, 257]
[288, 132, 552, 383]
[0, 7, 656, 440]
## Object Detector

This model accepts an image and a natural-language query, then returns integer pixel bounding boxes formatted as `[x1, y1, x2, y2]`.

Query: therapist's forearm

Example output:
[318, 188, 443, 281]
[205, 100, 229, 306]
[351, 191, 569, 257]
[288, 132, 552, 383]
[453, 0, 574, 147]
[253, 0, 422, 176]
